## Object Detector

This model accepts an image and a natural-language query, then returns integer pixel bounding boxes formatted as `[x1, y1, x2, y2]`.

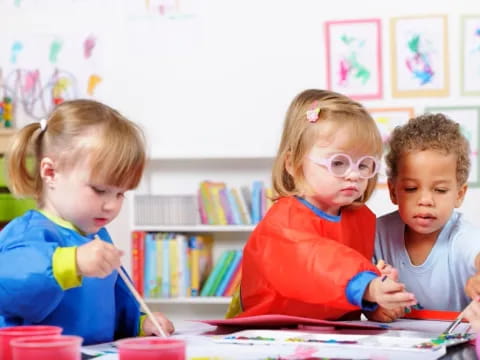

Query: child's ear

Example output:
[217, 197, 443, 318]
[387, 179, 398, 205]
[40, 157, 57, 188]
[455, 183, 468, 208]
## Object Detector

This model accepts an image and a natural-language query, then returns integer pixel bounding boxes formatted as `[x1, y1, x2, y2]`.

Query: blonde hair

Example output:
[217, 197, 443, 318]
[272, 89, 382, 207]
[386, 113, 470, 185]
[7, 99, 146, 205]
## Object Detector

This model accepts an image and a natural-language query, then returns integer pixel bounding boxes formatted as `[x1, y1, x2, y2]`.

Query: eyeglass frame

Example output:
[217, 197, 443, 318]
[307, 152, 380, 179]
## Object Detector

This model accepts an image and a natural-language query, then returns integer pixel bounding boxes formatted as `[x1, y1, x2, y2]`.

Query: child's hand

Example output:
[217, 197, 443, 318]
[142, 312, 175, 336]
[463, 297, 480, 332]
[364, 306, 405, 323]
[465, 273, 480, 299]
[376, 259, 397, 279]
[76, 238, 124, 278]
[364, 276, 417, 310]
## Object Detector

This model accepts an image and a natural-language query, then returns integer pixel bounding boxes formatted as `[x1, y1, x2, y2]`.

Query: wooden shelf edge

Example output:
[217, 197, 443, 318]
[146, 297, 232, 304]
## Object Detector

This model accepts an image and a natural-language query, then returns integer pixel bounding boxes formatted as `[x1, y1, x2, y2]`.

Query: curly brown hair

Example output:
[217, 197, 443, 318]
[386, 113, 470, 185]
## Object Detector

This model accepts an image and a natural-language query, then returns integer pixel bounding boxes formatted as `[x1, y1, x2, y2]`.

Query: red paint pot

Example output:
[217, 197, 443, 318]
[10, 335, 82, 360]
[117, 337, 186, 360]
[0, 325, 62, 360]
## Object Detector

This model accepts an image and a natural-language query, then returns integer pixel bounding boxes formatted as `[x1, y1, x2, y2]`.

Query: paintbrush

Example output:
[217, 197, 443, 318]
[94, 236, 167, 338]
[442, 302, 471, 335]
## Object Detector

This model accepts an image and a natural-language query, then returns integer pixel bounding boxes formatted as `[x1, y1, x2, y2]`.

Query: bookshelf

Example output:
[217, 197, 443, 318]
[129, 157, 273, 322]
[133, 225, 255, 232]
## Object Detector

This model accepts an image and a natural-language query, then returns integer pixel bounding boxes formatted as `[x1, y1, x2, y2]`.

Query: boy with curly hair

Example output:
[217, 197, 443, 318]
[374, 113, 480, 315]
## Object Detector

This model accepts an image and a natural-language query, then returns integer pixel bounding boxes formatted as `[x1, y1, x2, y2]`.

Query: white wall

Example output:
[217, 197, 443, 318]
[106, 0, 480, 273]
[3, 0, 479, 272]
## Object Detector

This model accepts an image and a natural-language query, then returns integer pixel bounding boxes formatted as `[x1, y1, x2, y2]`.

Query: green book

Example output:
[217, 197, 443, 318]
[200, 251, 230, 296]
[208, 250, 236, 296]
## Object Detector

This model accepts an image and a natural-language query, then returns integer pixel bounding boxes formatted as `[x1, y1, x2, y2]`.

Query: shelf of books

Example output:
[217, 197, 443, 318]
[133, 225, 255, 232]
[131, 231, 242, 304]
[131, 180, 273, 305]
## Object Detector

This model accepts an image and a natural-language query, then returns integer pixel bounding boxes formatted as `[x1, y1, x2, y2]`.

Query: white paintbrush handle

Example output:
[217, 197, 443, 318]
[117, 266, 168, 338]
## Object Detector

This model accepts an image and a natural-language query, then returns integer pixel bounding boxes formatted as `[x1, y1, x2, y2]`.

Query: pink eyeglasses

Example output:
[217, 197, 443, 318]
[308, 153, 379, 179]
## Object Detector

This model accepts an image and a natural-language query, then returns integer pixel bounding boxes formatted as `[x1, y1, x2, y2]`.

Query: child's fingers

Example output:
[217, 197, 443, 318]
[380, 277, 406, 293]
[388, 268, 399, 282]
[381, 292, 417, 309]
[376, 259, 385, 271]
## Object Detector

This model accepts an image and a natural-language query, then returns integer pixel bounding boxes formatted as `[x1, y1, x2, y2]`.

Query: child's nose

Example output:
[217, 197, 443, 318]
[418, 191, 434, 206]
[344, 166, 361, 180]
[102, 197, 118, 211]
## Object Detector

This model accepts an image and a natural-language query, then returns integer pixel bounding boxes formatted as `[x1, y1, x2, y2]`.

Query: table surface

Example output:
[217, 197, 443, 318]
[82, 320, 478, 360]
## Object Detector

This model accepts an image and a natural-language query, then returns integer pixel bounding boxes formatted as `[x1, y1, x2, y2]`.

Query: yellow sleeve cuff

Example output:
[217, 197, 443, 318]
[138, 314, 147, 336]
[52, 246, 82, 290]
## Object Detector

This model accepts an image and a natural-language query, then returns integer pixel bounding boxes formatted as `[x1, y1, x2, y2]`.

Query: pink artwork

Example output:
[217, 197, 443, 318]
[325, 19, 383, 100]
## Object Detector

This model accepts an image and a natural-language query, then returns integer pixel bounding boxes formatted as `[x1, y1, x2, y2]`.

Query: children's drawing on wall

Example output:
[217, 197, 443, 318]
[0, 32, 104, 127]
[461, 15, 480, 95]
[391, 15, 449, 97]
[368, 108, 414, 185]
[126, 0, 195, 20]
[325, 19, 383, 100]
[425, 106, 480, 187]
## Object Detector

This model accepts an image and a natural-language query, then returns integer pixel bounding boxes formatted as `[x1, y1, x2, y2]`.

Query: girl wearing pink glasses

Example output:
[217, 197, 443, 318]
[227, 89, 415, 321]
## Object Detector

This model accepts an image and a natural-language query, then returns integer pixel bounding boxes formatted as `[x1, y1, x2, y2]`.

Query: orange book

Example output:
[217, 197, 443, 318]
[131, 231, 145, 296]
[224, 265, 242, 297]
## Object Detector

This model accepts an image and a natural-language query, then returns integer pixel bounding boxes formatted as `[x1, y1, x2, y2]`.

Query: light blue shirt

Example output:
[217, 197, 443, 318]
[374, 210, 480, 311]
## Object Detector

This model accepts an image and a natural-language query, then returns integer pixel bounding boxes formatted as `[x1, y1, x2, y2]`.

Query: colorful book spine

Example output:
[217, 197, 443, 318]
[208, 250, 236, 296]
[226, 188, 242, 225]
[144, 233, 157, 297]
[240, 185, 252, 217]
[251, 181, 263, 224]
[199, 182, 215, 224]
[189, 236, 201, 296]
[200, 250, 229, 296]
[197, 191, 209, 224]
[208, 182, 227, 225]
[224, 264, 242, 297]
[231, 187, 251, 224]
[215, 250, 242, 296]
[131, 231, 145, 296]
[161, 234, 170, 297]
[176, 234, 189, 297]
[154, 233, 164, 298]
[169, 236, 179, 297]
[219, 187, 234, 225]
[198, 235, 214, 287]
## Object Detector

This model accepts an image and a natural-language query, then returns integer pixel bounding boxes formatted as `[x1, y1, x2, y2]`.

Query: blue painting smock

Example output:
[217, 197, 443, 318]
[0, 210, 141, 345]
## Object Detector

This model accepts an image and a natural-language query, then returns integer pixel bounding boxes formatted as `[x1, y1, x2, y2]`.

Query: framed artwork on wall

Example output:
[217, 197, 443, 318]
[368, 107, 415, 186]
[325, 19, 383, 100]
[461, 15, 480, 95]
[425, 106, 480, 187]
[391, 15, 449, 97]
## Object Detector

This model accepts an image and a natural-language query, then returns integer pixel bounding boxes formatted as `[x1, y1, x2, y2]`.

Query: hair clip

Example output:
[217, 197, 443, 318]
[39, 118, 47, 132]
[306, 101, 321, 123]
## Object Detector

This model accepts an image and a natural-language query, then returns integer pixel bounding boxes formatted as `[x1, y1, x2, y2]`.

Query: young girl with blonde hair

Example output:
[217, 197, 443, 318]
[0, 99, 173, 344]
[230, 89, 416, 321]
